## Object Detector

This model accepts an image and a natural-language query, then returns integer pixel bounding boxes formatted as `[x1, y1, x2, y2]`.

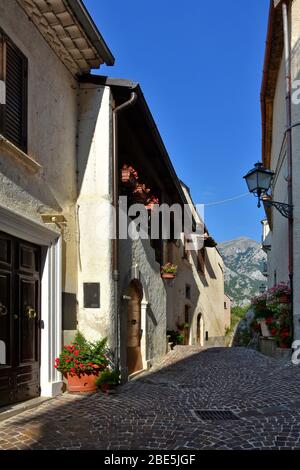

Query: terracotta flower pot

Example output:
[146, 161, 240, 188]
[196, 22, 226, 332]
[279, 294, 290, 303]
[161, 272, 176, 280]
[67, 373, 98, 393]
[100, 383, 112, 393]
[121, 169, 138, 187]
[133, 184, 150, 203]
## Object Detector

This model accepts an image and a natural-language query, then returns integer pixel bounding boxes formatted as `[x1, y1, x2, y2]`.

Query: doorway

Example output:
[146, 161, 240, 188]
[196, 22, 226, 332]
[127, 281, 143, 375]
[0, 232, 41, 407]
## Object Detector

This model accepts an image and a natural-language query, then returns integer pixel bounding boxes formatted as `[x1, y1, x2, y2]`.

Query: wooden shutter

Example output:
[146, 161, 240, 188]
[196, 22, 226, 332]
[0, 33, 27, 152]
[197, 248, 205, 273]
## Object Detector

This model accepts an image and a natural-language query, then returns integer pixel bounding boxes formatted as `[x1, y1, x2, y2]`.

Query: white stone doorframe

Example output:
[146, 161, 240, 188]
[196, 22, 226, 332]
[0, 205, 62, 397]
[140, 299, 148, 370]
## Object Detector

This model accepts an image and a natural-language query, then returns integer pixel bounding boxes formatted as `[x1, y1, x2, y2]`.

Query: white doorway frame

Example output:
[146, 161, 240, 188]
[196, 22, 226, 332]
[0, 205, 62, 397]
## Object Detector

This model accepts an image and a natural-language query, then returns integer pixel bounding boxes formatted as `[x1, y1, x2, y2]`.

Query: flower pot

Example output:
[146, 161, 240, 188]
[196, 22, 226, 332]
[161, 273, 176, 280]
[67, 373, 98, 393]
[133, 184, 150, 203]
[279, 294, 290, 304]
[100, 383, 113, 393]
[121, 169, 138, 187]
[279, 342, 288, 349]
[257, 319, 271, 338]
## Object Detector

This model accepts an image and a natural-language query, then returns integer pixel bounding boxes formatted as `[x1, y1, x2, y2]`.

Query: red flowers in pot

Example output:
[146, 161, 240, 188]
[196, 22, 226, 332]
[54, 332, 108, 393]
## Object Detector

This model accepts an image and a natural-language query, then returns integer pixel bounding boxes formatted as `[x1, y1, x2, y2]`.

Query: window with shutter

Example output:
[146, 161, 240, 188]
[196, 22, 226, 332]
[0, 31, 28, 153]
[197, 247, 205, 274]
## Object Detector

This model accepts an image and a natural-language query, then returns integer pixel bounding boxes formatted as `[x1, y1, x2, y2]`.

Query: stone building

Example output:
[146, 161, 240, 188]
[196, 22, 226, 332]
[260, 0, 300, 342]
[0, 0, 114, 407]
[164, 182, 226, 348]
[0, 0, 226, 408]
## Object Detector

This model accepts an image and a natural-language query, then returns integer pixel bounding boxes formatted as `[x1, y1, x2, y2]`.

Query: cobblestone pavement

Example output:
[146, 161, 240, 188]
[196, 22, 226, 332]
[1, 346, 300, 450]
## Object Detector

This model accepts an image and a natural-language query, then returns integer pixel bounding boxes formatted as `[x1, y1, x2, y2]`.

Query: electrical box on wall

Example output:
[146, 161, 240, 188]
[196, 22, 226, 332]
[83, 283, 100, 309]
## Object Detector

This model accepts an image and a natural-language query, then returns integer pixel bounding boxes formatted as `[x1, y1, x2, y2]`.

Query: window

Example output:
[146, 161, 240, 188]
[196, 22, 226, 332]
[185, 284, 191, 300]
[0, 31, 28, 152]
[224, 302, 227, 309]
[197, 247, 205, 273]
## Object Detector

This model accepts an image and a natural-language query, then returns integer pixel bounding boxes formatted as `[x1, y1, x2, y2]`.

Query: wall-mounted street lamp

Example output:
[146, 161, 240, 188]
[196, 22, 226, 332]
[243, 162, 293, 219]
[259, 284, 267, 294]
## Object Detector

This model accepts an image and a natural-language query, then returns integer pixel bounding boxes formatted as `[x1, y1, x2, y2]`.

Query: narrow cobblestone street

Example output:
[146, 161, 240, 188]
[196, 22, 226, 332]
[1, 346, 300, 450]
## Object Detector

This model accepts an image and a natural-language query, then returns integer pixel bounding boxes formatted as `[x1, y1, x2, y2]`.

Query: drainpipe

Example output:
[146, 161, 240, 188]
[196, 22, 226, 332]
[112, 92, 137, 367]
[282, 2, 294, 338]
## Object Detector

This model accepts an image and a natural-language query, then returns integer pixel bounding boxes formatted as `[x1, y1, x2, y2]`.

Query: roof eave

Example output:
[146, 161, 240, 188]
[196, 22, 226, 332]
[261, 0, 287, 168]
[80, 74, 188, 205]
[68, 0, 115, 66]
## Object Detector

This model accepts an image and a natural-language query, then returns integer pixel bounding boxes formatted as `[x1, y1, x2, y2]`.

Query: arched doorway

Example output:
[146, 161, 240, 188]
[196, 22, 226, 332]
[127, 281, 143, 375]
[197, 314, 204, 347]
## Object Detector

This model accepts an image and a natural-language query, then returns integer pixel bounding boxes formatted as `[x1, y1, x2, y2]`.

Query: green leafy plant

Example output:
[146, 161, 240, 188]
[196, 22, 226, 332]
[95, 368, 121, 388]
[177, 322, 190, 330]
[167, 330, 184, 345]
[161, 263, 178, 274]
[54, 331, 108, 377]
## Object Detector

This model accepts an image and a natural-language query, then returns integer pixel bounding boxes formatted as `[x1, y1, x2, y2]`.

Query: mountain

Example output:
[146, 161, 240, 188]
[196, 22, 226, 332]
[218, 237, 267, 306]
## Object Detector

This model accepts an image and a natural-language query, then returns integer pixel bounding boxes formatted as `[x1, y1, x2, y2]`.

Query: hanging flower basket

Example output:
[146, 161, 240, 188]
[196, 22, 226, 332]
[145, 195, 160, 210]
[133, 184, 151, 203]
[161, 263, 177, 280]
[278, 293, 290, 304]
[120, 165, 139, 188]
[161, 272, 176, 280]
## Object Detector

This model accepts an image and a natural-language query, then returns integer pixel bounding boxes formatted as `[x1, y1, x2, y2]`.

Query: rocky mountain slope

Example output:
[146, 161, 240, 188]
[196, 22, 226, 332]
[218, 237, 267, 306]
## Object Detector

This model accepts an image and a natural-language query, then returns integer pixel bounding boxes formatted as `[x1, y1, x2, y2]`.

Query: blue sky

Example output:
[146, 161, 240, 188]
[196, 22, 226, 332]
[84, 0, 270, 243]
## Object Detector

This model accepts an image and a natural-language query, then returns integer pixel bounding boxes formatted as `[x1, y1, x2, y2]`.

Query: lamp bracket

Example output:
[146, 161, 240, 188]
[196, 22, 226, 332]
[262, 199, 293, 219]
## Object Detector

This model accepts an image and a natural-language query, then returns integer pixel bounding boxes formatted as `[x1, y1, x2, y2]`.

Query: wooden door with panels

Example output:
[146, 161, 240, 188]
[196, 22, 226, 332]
[0, 232, 41, 407]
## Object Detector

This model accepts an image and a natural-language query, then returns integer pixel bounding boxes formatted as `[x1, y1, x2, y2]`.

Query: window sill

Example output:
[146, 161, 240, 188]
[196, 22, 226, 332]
[0, 134, 42, 174]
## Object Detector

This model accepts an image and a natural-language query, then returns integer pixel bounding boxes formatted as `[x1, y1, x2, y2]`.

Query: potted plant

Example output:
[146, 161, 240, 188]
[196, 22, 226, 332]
[121, 164, 138, 187]
[268, 282, 291, 304]
[145, 195, 160, 210]
[167, 330, 184, 347]
[54, 332, 108, 393]
[251, 293, 273, 336]
[161, 263, 178, 279]
[133, 183, 151, 203]
[95, 368, 120, 393]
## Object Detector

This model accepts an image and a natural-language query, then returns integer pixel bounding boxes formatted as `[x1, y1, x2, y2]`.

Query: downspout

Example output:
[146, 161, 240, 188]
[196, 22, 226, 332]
[112, 92, 137, 368]
[282, 2, 294, 338]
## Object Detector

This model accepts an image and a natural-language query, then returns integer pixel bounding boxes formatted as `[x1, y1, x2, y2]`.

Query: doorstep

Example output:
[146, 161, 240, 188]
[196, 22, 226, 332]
[0, 397, 53, 423]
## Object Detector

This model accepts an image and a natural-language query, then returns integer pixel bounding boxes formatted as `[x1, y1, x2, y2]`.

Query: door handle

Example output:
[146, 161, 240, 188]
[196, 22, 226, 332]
[0, 303, 7, 317]
[25, 306, 37, 319]
[14, 314, 18, 320]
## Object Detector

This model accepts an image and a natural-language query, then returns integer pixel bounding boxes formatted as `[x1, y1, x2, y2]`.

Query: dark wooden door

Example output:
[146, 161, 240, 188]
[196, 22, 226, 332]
[0, 232, 41, 407]
[127, 282, 143, 375]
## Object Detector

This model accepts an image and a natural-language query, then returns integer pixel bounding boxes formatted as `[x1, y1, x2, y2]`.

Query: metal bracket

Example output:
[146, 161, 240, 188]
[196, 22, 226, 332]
[41, 214, 67, 229]
[262, 199, 293, 219]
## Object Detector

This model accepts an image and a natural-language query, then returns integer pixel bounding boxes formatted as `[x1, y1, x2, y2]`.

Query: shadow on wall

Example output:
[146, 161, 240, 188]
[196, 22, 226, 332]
[0, 159, 63, 214]
[76, 86, 104, 197]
